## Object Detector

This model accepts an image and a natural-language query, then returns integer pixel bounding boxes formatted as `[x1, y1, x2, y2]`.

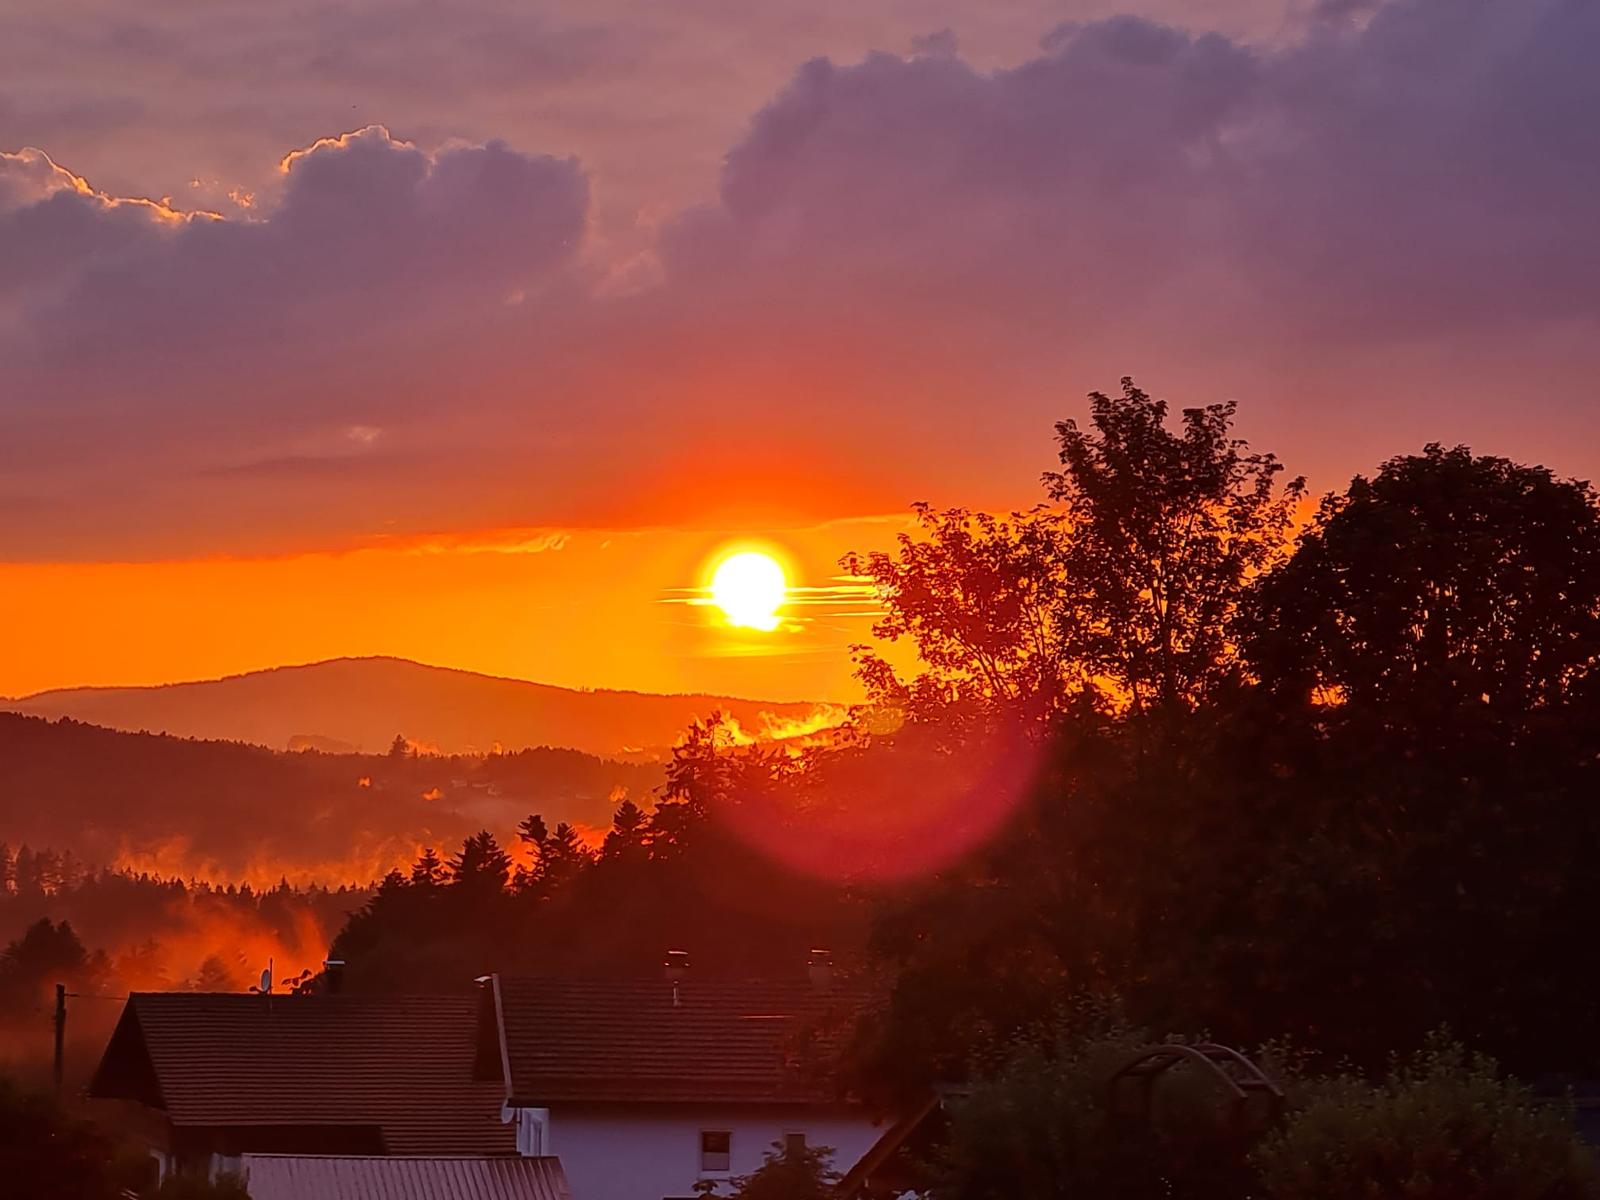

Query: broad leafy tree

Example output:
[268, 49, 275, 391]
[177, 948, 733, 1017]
[1245, 442, 1600, 719]
[844, 504, 1074, 722]
[846, 379, 1302, 724]
[1045, 377, 1302, 715]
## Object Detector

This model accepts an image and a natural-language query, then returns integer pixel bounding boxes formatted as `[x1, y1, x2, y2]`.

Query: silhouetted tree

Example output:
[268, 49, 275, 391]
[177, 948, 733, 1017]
[1244, 443, 1600, 720]
[512, 815, 551, 896]
[601, 797, 648, 862]
[409, 847, 445, 889]
[516, 814, 549, 849]
[846, 379, 1301, 726]
[0, 918, 103, 1012]
[650, 714, 745, 854]
[849, 398, 1600, 1098]
[187, 954, 247, 993]
[542, 823, 595, 891]
[845, 504, 1073, 722]
[448, 831, 512, 897]
[1045, 377, 1302, 715]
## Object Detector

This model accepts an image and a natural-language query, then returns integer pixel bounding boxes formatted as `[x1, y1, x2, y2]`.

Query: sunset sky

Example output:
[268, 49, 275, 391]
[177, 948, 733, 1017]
[3, 0, 1597, 702]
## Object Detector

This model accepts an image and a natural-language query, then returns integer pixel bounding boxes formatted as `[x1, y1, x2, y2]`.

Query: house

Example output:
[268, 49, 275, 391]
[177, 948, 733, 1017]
[240, 1154, 571, 1200]
[88, 956, 894, 1199]
[89, 993, 514, 1181]
[475, 960, 886, 1200]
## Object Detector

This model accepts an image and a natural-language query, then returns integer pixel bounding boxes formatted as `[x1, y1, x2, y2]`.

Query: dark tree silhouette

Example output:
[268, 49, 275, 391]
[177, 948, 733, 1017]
[1045, 377, 1303, 715]
[448, 832, 512, 896]
[845, 395, 1600, 1100]
[542, 823, 596, 891]
[409, 847, 446, 889]
[0, 919, 103, 1012]
[844, 505, 1072, 721]
[1244, 443, 1600, 718]
[601, 797, 648, 862]
[845, 379, 1302, 725]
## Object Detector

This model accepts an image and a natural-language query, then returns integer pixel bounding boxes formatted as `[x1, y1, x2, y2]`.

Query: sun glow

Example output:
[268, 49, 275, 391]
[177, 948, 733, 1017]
[709, 550, 788, 632]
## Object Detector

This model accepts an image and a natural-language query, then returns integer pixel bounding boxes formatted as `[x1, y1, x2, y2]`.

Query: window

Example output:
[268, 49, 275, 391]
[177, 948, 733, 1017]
[783, 1132, 807, 1159]
[700, 1130, 732, 1173]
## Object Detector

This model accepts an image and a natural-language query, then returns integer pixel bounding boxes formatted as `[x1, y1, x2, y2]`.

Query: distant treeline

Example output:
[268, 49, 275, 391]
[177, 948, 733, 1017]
[329, 721, 871, 990]
[0, 716, 661, 883]
[0, 853, 367, 1088]
[0, 847, 366, 992]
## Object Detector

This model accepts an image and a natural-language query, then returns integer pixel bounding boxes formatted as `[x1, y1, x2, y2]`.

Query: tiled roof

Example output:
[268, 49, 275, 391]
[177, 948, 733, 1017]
[241, 1155, 570, 1200]
[90, 993, 514, 1154]
[488, 976, 866, 1106]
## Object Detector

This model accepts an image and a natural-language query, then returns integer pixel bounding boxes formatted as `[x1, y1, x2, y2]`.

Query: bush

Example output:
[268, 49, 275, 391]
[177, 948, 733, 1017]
[1255, 1035, 1600, 1200]
[931, 1000, 1257, 1200]
[724, 1141, 839, 1200]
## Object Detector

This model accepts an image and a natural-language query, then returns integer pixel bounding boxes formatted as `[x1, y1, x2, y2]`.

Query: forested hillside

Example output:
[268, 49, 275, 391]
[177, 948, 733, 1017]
[0, 714, 660, 882]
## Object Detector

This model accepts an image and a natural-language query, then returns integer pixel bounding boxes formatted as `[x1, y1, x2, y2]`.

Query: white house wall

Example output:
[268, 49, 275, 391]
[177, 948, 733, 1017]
[529, 1105, 884, 1200]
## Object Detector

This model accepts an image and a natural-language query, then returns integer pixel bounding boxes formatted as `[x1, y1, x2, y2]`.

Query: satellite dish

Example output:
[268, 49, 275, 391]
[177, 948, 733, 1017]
[258, 968, 272, 994]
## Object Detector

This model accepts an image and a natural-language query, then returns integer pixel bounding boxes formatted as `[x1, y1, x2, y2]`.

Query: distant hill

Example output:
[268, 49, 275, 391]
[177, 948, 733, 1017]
[0, 711, 662, 883]
[2, 657, 846, 759]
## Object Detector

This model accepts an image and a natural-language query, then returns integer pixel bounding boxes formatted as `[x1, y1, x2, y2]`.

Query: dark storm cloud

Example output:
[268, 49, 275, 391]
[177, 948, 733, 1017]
[2, 0, 1598, 560]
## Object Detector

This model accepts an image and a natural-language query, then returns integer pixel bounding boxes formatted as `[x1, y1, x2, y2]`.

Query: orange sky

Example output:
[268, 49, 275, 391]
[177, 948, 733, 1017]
[7, 1, 1600, 709]
[0, 517, 915, 703]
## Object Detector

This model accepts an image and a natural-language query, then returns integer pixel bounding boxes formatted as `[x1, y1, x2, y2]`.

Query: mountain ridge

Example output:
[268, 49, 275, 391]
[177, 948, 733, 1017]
[2, 656, 846, 760]
[5, 655, 826, 706]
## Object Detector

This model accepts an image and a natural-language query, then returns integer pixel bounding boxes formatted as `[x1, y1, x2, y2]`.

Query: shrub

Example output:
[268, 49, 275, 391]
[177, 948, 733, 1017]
[1255, 1034, 1600, 1200]
[725, 1140, 838, 1200]
[931, 999, 1255, 1200]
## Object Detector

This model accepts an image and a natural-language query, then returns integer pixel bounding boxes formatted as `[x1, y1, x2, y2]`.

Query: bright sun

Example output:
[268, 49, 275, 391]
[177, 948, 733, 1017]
[710, 550, 788, 632]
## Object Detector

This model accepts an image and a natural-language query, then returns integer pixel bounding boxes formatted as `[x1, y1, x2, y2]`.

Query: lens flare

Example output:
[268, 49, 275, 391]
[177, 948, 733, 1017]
[719, 723, 1041, 884]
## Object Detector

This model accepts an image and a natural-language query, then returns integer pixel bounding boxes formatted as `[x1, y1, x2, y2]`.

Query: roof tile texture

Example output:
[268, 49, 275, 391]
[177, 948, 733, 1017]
[495, 976, 863, 1105]
[93, 993, 513, 1154]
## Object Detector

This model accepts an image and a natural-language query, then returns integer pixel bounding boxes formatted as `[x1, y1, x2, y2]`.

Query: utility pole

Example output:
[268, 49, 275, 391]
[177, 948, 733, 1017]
[53, 982, 67, 1092]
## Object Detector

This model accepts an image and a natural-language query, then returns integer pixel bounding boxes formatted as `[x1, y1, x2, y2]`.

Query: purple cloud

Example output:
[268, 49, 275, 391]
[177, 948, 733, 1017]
[2, 0, 1598, 561]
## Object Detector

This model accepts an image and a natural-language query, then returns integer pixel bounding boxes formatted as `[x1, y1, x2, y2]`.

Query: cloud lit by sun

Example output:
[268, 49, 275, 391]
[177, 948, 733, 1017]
[709, 549, 787, 632]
